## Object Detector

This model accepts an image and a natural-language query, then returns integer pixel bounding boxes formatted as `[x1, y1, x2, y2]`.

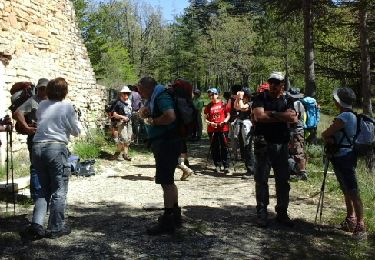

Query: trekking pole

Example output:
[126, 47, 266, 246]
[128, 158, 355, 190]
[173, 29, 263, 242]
[314, 154, 330, 225]
[9, 126, 16, 214]
[5, 128, 9, 213]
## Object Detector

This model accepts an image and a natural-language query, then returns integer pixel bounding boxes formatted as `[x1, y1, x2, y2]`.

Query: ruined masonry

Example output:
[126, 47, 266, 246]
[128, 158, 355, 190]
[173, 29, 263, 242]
[0, 0, 107, 156]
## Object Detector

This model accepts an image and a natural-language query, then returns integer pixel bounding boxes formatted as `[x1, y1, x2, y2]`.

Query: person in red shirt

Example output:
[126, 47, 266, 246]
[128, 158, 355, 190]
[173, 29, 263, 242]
[204, 88, 231, 173]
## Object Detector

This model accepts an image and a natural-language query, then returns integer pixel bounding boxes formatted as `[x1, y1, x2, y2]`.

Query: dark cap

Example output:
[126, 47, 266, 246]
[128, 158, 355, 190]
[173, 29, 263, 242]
[36, 78, 49, 88]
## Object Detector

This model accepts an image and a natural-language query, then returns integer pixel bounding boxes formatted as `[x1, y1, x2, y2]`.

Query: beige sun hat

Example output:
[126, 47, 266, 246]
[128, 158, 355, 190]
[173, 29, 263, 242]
[120, 85, 131, 93]
[333, 87, 356, 109]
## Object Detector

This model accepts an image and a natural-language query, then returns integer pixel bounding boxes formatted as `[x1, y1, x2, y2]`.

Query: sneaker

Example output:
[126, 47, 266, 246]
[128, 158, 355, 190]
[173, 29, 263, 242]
[276, 214, 294, 228]
[20, 223, 46, 241]
[352, 223, 367, 240]
[290, 172, 308, 182]
[214, 166, 221, 173]
[46, 225, 71, 239]
[180, 167, 193, 181]
[339, 217, 357, 232]
[147, 214, 175, 235]
[123, 154, 132, 161]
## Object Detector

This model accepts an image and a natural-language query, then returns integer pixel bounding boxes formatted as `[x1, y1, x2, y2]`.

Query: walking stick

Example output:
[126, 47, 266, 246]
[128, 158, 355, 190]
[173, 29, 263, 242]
[9, 127, 16, 214]
[314, 155, 330, 225]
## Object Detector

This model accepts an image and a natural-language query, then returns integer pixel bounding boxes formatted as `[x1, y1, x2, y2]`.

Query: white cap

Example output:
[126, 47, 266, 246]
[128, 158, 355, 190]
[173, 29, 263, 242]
[268, 71, 285, 81]
[120, 85, 131, 93]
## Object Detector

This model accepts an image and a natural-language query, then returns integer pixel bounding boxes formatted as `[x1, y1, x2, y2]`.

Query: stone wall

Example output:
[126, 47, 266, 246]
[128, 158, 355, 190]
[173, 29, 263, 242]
[0, 0, 108, 156]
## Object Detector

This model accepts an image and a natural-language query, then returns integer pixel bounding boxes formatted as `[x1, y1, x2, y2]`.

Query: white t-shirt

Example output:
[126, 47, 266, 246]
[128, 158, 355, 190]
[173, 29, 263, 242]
[33, 100, 81, 144]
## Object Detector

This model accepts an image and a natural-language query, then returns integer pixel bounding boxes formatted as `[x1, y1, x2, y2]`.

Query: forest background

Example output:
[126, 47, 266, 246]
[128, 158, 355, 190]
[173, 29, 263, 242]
[71, 0, 374, 114]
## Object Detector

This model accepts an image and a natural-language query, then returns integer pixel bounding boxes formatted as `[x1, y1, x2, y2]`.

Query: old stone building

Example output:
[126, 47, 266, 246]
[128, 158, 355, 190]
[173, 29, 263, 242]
[0, 0, 107, 161]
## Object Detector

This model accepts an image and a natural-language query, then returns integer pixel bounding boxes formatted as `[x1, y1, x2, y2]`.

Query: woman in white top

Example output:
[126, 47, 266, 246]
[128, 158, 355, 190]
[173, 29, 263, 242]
[24, 77, 80, 240]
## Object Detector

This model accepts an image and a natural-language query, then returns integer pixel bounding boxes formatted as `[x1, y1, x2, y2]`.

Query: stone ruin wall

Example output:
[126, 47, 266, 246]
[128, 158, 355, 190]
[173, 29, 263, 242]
[0, 0, 108, 156]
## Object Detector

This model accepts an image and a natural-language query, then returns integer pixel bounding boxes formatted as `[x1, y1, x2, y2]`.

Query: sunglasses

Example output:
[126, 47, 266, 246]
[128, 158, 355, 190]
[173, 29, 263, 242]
[268, 79, 281, 86]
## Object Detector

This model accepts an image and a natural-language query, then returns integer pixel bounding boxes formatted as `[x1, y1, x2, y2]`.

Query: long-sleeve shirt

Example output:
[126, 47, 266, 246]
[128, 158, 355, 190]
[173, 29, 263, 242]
[33, 100, 80, 144]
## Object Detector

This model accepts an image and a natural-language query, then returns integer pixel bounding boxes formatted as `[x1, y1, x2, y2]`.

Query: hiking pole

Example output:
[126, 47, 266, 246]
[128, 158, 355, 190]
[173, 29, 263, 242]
[9, 126, 16, 214]
[5, 127, 9, 213]
[314, 155, 330, 225]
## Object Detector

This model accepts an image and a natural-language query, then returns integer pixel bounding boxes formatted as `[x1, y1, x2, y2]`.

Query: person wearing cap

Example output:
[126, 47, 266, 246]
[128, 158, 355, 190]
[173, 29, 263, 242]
[322, 87, 367, 240]
[191, 89, 204, 141]
[111, 85, 133, 161]
[12, 78, 48, 203]
[234, 87, 255, 179]
[252, 71, 297, 228]
[287, 88, 308, 181]
[204, 87, 231, 174]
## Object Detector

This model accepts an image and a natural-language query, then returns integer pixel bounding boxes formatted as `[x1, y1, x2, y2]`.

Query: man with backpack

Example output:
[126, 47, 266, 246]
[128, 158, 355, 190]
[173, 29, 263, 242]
[12, 78, 48, 202]
[137, 76, 182, 235]
[252, 72, 297, 228]
[302, 94, 320, 145]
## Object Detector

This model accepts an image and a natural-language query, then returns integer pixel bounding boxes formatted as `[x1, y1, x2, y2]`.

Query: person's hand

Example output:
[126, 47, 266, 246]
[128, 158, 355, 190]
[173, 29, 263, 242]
[210, 122, 217, 128]
[24, 126, 36, 135]
[123, 116, 129, 122]
[138, 107, 150, 119]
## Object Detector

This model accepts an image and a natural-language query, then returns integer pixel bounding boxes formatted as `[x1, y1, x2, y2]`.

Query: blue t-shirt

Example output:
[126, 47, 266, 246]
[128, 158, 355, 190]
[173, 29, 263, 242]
[333, 111, 357, 157]
[145, 91, 177, 139]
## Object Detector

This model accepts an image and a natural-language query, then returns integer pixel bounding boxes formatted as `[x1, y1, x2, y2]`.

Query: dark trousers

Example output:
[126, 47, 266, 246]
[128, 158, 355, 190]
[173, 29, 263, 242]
[208, 132, 229, 168]
[254, 136, 290, 213]
[238, 126, 255, 173]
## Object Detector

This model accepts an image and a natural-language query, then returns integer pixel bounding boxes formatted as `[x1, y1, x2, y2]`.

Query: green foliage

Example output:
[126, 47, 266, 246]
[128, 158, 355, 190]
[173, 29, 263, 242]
[73, 129, 108, 159]
[0, 152, 30, 181]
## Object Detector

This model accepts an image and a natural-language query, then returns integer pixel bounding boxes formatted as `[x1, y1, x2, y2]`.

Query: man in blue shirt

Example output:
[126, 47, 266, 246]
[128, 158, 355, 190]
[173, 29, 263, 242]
[138, 76, 182, 235]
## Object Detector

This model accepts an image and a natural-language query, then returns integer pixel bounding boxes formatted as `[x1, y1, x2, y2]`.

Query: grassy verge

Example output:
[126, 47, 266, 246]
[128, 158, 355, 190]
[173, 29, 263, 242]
[0, 150, 30, 181]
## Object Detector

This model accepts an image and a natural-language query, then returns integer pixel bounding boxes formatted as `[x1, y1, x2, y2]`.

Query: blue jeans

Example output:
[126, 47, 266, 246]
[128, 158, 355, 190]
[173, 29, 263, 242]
[31, 142, 70, 232]
[27, 135, 41, 201]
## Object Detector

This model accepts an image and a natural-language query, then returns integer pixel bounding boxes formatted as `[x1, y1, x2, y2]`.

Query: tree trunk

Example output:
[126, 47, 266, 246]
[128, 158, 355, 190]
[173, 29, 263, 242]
[359, 0, 372, 115]
[303, 0, 316, 97]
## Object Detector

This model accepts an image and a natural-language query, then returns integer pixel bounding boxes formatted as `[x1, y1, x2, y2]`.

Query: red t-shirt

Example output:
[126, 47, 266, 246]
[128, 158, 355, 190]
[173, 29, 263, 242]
[204, 100, 229, 133]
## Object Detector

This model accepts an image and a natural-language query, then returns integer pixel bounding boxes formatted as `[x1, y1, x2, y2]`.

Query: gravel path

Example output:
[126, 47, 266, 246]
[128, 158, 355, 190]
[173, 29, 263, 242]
[0, 139, 374, 259]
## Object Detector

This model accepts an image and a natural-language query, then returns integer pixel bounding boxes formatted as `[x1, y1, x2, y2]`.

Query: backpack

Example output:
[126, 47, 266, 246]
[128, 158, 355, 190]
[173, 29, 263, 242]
[9, 82, 34, 113]
[341, 112, 375, 156]
[301, 97, 320, 129]
[169, 79, 197, 138]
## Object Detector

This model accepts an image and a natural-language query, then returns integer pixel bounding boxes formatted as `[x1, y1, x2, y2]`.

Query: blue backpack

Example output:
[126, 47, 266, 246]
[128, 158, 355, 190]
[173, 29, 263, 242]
[301, 97, 320, 129]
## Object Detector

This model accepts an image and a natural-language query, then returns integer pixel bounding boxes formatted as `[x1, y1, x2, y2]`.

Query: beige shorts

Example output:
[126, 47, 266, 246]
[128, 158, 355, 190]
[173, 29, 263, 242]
[117, 122, 132, 145]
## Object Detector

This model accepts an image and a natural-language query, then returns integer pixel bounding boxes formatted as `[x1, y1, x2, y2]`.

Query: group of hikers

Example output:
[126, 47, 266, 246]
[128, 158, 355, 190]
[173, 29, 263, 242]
[1, 71, 367, 241]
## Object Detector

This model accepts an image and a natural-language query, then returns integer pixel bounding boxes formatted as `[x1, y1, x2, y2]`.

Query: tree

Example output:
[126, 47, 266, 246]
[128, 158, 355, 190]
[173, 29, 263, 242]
[303, 0, 316, 97]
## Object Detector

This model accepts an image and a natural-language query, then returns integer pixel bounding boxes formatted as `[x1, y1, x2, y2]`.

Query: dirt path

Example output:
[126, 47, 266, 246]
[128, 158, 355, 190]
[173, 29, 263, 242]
[0, 139, 373, 259]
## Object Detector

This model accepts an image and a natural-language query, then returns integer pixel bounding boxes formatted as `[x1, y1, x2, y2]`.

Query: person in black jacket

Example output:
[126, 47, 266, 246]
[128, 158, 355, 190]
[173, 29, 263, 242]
[252, 72, 297, 228]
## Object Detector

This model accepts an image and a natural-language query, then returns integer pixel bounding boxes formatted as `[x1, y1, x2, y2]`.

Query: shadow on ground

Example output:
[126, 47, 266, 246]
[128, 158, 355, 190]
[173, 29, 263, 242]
[1, 203, 374, 259]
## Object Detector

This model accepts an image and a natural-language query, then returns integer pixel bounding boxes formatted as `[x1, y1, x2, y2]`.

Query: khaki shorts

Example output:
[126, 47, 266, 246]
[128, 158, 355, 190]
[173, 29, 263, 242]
[117, 122, 132, 145]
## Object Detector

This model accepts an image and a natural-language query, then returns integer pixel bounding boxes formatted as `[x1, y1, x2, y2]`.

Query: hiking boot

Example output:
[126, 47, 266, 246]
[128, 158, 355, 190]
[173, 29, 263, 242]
[173, 207, 182, 228]
[180, 167, 193, 181]
[223, 168, 232, 175]
[184, 159, 190, 168]
[20, 223, 46, 241]
[276, 213, 294, 228]
[112, 152, 121, 161]
[214, 166, 221, 173]
[339, 217, 357, 232]
[46, 225, 71, 239]
[116, 152, 124, 161]
[123, 154, 132, 161]
[256, 209, 268, 228]
[147, 214, 175, 235]
[290, 171, 308, 181]
[352, 223, 367, 240]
